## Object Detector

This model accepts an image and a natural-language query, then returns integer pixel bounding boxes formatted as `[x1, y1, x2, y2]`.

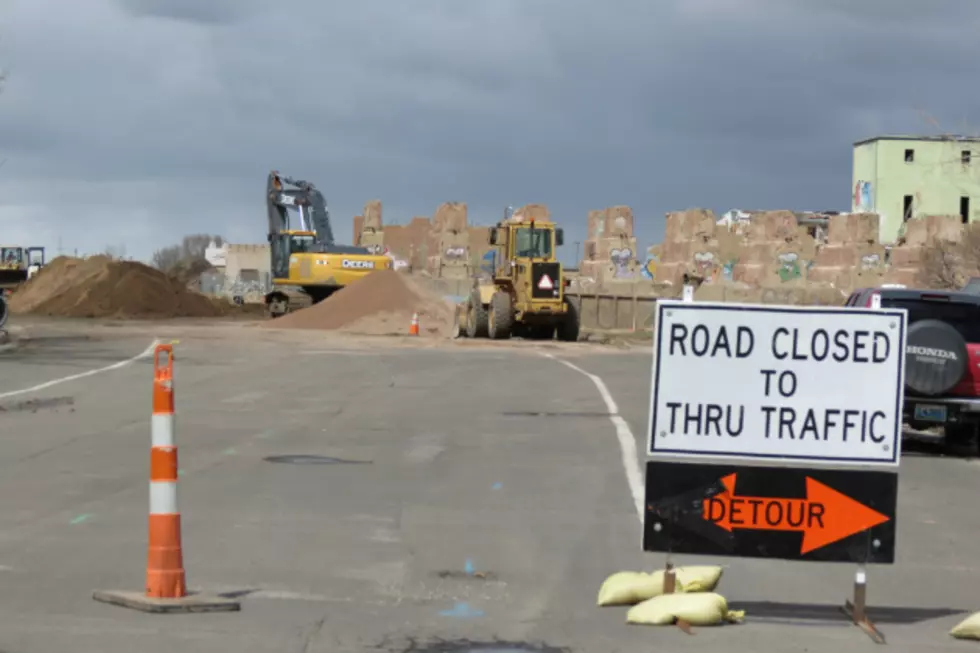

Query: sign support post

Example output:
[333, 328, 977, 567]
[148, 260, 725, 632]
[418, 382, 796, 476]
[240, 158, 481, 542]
[840, 291, 888, 644]
[660, 286, 691, 601]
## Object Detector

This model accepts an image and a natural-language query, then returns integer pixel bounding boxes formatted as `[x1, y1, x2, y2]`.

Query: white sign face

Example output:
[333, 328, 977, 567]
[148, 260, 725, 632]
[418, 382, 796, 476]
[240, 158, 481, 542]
[647, 301, 908, 467]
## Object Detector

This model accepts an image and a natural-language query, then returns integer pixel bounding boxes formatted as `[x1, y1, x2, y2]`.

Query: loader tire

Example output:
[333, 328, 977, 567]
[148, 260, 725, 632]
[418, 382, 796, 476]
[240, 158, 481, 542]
[557, 299, 580, 342]
[451, 306, 466, 339]
[488, 291, 513, 340]
[466, 292, 489, 338]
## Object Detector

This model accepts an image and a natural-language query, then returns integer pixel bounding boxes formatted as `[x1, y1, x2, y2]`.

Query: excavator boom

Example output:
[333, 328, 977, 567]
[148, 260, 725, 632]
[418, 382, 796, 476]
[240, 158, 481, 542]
[267, 170, 336, 246]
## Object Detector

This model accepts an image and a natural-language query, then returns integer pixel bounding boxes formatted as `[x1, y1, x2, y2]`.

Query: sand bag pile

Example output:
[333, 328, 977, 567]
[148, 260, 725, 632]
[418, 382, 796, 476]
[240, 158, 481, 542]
[265, 269, 455, 336]
[9, 255, 232, 319]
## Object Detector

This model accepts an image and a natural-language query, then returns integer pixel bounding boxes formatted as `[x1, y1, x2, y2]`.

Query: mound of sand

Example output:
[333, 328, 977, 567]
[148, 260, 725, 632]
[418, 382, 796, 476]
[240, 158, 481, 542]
[9, 255, 234, 319]
[265, 269, 455, 336]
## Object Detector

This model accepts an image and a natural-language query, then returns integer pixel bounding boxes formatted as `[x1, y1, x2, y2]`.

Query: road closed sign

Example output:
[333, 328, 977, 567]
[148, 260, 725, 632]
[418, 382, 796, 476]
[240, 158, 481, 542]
[647, 301, 908, 466]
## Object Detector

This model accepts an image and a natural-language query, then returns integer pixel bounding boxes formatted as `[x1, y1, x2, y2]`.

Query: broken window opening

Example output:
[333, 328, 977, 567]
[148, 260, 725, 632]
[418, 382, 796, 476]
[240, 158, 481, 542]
[963, 150, 972, 164]
[905, 149, 915, 163]
[961, 197, 971, 224]
[903, 195, 914, 222]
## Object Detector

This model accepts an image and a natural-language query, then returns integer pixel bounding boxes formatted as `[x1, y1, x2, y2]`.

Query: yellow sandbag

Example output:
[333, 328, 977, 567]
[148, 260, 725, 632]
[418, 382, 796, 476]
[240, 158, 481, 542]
[596, 566, 724, 607]
[626, 592, 745, 626]
[950, 611, 980, 639]
[675, 566, 724, 593]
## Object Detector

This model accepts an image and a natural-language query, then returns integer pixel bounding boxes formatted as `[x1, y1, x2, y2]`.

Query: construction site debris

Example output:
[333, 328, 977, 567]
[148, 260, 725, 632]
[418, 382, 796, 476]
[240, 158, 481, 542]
[511, 204, 550, 222]
[433, 202, 468, 233]
[363, 200, 383, 230]
[263, 269, 454, 336]
[8, 256, 237, 319]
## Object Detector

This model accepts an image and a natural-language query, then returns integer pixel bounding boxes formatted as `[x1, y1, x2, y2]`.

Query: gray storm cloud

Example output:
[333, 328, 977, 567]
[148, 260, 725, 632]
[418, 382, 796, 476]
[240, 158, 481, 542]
[0, 0, 978, 260]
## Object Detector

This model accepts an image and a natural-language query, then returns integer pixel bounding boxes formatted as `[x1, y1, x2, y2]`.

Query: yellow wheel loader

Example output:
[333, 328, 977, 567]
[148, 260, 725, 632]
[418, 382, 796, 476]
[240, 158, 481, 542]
[264, 171, 391, 317]
[453, 210, 579, 341]
[0, 246, 45, 296]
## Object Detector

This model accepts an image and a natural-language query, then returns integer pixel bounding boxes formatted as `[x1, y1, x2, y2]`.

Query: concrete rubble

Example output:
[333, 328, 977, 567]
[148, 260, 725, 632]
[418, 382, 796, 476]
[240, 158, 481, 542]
[353, 201, 492, 281]
[351, 198, 971, 307]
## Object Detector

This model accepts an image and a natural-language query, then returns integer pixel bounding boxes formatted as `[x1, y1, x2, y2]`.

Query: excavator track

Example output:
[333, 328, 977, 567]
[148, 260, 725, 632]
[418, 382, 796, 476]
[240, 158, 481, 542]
[266, 287, 314, 318]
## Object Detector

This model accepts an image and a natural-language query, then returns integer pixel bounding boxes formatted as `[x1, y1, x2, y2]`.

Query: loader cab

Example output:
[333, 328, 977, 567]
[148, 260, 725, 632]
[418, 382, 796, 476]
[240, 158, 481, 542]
[0, 247, 23, 269]
[269, 230, 316, 279]
[490, 224, 564, 263]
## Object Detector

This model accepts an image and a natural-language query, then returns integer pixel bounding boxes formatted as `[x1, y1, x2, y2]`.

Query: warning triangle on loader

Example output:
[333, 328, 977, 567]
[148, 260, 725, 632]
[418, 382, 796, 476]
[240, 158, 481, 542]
[538, 275, 554, 290]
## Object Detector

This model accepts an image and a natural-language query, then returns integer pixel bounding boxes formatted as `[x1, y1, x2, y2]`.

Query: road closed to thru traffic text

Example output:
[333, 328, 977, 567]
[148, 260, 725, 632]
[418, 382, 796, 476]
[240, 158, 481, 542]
[647, 301, 908, 466]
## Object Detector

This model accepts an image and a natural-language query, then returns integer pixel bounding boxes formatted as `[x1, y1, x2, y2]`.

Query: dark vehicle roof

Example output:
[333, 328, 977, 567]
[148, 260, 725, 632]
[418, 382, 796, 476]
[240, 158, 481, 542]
[853, 287, 980, 306]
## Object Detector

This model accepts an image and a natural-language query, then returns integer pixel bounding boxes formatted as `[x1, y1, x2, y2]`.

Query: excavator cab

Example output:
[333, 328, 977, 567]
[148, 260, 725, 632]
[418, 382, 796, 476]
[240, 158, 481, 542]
[269, 231, 316, 279]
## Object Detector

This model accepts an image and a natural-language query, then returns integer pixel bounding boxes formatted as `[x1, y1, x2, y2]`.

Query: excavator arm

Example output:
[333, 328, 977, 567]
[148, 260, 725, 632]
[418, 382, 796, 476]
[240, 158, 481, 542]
[266, 170, 336, 246]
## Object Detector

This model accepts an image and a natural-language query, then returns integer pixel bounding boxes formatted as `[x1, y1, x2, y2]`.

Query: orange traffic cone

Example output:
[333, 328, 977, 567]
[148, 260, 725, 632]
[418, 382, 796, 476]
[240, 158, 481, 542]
[409, 312, 420, 336]
[91, 343, 240, 613]
[147, 344, 186, 598]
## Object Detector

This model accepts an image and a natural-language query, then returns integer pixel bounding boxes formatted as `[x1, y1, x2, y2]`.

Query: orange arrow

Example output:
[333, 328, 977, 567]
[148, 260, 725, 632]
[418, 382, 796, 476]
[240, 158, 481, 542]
[701, 473, 890, 554]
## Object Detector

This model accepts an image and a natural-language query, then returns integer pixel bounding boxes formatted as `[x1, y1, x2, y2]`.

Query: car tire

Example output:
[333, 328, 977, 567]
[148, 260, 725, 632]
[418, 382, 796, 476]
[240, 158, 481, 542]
[943, 423, 979, 457]
[905, 319, 969, 396]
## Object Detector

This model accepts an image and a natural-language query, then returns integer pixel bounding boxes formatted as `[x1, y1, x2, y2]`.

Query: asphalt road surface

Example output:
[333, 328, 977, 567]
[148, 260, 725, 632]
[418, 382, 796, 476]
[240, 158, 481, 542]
[0, 320, 978, 653]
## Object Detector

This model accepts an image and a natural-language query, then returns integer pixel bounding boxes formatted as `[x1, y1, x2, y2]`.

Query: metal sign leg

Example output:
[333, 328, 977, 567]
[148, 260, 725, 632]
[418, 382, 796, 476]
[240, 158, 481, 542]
[841, 565, 886, 644]
[661, 560, 695, 634]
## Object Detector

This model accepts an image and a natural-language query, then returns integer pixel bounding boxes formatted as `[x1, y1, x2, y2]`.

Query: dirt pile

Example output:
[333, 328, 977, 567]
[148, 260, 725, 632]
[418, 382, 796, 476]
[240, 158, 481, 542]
[264, 269, 454, 336]
[9, 256, 234, 319]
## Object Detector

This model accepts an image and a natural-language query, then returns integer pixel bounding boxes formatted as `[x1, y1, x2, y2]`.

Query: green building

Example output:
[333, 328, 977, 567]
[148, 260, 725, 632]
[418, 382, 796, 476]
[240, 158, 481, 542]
[851, 135, 980, 243]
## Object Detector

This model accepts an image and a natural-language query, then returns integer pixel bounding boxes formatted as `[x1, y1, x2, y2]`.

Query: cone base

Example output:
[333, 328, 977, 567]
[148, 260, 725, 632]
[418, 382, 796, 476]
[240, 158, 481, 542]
[92, 589, 241, 613]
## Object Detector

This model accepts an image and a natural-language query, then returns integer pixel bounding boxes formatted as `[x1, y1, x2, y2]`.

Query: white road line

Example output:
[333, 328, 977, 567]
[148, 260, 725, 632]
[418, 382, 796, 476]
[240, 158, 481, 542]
[541, 353, 645, 521]
[0, 339, 160, 400]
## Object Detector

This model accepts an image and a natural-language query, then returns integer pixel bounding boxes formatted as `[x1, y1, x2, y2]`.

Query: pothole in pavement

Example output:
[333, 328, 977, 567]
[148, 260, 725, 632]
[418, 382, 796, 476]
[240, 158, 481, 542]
[0, 396, 74, 413]
[263, 455, 371, 465]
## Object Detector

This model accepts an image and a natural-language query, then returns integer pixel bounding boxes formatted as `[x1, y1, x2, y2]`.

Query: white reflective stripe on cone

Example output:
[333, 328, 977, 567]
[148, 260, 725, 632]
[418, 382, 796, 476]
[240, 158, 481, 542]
[149, 481, 178, 514]
[151, 413, 175, 448]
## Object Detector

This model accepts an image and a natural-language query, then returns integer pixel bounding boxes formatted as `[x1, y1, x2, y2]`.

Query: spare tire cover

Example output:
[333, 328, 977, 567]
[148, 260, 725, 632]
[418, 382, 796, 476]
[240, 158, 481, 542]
[0, 295, 7, 329]
[905, 319, 969, 396]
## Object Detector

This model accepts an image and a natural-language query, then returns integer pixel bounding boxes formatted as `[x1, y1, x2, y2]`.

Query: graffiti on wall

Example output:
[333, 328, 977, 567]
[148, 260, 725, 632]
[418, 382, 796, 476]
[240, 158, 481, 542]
[640, 253, 658, 280]
[610, 248, 634, 278]
[444, 246, 467, 261]
[693, 251, 716, 277]
[721, 259, 735, 282]
[777, 252, 802, 282]
[775, 252, 814, 282]
[689, 251, 737, 283]
[854, 181, 873, 210]
[860, 252, 882, 270]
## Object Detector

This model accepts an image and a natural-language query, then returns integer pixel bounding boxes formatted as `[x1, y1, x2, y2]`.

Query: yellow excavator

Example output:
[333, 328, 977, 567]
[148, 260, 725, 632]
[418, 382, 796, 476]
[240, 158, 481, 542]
[264, 171, 391, 317]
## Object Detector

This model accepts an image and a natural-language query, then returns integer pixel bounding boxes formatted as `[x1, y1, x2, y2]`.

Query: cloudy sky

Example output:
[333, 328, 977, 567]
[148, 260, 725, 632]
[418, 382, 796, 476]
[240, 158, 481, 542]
[1, 0, 978, 263]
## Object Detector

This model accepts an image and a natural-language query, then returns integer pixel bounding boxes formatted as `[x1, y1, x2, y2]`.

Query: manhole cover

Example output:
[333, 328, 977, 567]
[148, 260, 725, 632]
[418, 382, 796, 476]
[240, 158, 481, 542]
[263, 455, 370, 465]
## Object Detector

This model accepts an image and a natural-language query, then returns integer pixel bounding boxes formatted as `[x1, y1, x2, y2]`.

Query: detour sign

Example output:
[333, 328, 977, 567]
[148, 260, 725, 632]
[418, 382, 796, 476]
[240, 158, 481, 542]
[643, 460, 898, 564]
[701, 473, 889, 554]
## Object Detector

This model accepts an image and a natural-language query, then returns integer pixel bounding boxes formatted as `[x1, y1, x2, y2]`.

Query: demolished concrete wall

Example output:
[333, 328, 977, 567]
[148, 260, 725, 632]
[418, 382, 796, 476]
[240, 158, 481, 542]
[652, 209, 954, 302]
[352, 201, 494, 278]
